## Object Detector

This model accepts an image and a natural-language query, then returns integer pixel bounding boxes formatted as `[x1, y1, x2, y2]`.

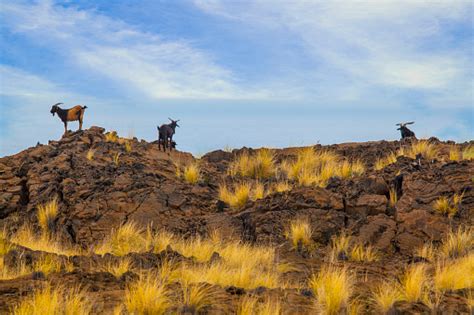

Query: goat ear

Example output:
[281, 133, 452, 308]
[168, 117, 173, 122]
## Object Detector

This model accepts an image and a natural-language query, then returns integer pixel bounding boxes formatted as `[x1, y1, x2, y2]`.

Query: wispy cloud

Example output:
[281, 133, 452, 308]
[194, 0, 472, 107]
[0, 1, 270, 100]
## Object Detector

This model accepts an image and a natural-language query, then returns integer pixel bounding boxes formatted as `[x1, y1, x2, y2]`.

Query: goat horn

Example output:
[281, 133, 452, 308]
[53, 102, 63, 106]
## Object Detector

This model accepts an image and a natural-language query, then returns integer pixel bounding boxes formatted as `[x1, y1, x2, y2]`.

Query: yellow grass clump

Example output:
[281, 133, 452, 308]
[449, 146, 461, 161]
[113, 152, 121, 166]
[124, 140, 132, 153]
[11, 225, 79, 257]
[37, 198, 59, 234]
[147, 229, 174, 253]
[349, 244, 379, 262]
[273, 181, 291, 193]
[95, 221, 146, 256]
[180, 282, 221, 313]
[462, 145, 474, 160]
[400, 264, 429, 303]
[374, 151, 398, 170]
[105, 131, 119, 142]
[176, 261, 280, 289]
[415, 243, 435, 262]
[434, 253, 474, 292]
[0, 257, 30, 280]
[440, 227, 473, 259]
[219, 182, 251, 209]
[229, 149, 276, 179]
[0, 229, 13, 256]
[102, 258, 132, 278]
[405, 140, 439, 160]
[86, 148, 95, 161]
[125, 272, 171, 315]
[237, 297, 282, 315]
[433, 193, 463, 218]
[371, 281, 402, 313]
[287, 219, 312, 249]
[309, 266, 353, 315]
[12, 285, 91, 315]
[32, 255, 65, 275]
[388, 187, 398, 207]
[183, 162, 200, 184]
[330, 233, 351, 261]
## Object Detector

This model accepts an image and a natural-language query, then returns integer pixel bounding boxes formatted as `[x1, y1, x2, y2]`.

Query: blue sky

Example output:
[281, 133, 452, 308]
[0, 0, 472, 156]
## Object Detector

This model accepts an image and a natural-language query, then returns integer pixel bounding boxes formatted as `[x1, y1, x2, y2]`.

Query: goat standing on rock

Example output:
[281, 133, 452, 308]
[396, 122, 416, 140]
[157, 118, 180, 152]
[50, 103, 87, 135]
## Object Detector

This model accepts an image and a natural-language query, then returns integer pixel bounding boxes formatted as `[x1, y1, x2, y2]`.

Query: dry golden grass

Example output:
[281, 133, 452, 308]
[349, 244, 379, 262]
[12, 284, 91, 315]
[37, 198, 58, 234]
[183, 162, 200, 184]
[337, 160, 365, 178]
[0, 229, 13, 256]
[125, 272, 171, 315]
[330, 233, 351, 261]
[176, 261, 280, 289]
[86, 148, 95, 161]
[237, 297, 282, 315]
[147, 229, 174, 253]
[273, 181, 291, 193]
[180, 282, 220, 313]
[405, 140, 439, 160]
[102, 258, 132, 278]
[32, 255, 64, 275]
[253, 181, 265, 200]
[309, 266, 353, 315]
[371, 281, 402, 313]
[287, 218, 312, 249]
[95, 221, 146, 256]
[124, 140, 132, 153]
[11, 225, 79, 257]
[433, 193, 463, 217]
[415, 243, 435, 261]
[449, 146, 461, 161]
[374, 152, 398, 170]
[229, 149, 276, 179]
[105, 131, 118, 142]
[219, 182, 251, 209]
[440, 227, 473, 259]
[434, 253, 474, 292]
[0, 257, 30, 280]
[462, 145, 474, 160]
[388, 187, 398, 207]
[400, 264, 429, 303]
[113, 152, 121, 166]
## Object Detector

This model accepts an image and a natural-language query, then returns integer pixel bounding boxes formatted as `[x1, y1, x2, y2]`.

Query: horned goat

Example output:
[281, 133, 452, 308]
[50, 103, 87, 135]
[396, 122, 416, 139]
[157, 118, 180, 151]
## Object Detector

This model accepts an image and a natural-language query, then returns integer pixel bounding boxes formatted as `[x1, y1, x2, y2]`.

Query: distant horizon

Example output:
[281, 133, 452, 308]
[1, 1, 473, 157]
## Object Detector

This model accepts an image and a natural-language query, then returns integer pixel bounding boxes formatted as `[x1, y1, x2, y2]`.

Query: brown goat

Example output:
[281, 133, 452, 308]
[50, 103, 87, 135]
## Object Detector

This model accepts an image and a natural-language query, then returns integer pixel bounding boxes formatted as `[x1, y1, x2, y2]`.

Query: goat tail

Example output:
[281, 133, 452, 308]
[82, 105, 88, 109]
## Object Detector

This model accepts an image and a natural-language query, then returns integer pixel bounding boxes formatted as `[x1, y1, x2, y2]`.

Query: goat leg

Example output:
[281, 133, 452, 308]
[63, 121, 67, 135]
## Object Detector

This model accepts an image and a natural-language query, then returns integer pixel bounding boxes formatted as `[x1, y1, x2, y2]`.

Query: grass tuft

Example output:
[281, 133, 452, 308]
[180, 282, 220, 313]
[105, 131, 119, 142]
[95, 222, 146, 256]
[86, 148, 95, 161]
[349, 244, 379, 262]
[229, 149, 276, 179]
[37, 198, 59, 234]
[400, 264, 429, 303]
[287, 218, 312, 249]
[12, 285, 91, 315]
[371, 281, 401, 313]
[434, 253, 474, 292]
[405, 140, 439, 160]
[440, 227, 473, 259]
[462, 145, 474, 160]
[433, 193, 463, 218]
[183, 162, 200, 184]
[125, 272, 171, 315]
[113, 152, 121, 166]
[102, 258, 132, 278]
[309, 266, 353, 315]
[219, 182, 251, 209]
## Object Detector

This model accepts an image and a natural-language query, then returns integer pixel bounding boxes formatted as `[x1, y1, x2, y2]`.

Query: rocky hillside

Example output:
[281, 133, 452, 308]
[0, 126, 472, 314]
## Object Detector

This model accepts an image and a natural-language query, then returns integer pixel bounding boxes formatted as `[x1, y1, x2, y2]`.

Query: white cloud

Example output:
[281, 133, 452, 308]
[194, 0, 472, 104]
[0, 1, 270, 100]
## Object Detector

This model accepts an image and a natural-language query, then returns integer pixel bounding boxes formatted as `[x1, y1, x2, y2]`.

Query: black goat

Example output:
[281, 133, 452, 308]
[396, 122, 416, 139]
[50, 103, 87, 135]
[157, 118, 180, 151]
